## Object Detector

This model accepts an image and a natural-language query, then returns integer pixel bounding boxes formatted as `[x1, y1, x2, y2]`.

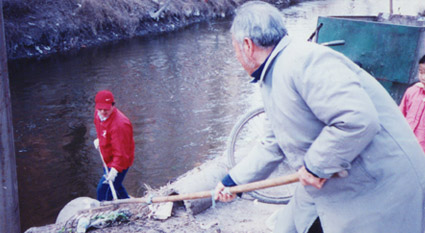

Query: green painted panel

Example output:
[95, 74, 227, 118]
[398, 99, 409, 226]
[316, 16, 425, 103]
[317, 16, 422, 83]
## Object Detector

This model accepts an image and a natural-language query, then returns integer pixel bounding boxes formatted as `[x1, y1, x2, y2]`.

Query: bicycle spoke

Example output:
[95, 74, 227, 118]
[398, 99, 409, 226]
[227, 107, 296, 204]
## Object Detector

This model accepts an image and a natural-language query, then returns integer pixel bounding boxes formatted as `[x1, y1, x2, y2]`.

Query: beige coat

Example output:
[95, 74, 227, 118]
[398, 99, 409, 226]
[229, 36, 425, 233]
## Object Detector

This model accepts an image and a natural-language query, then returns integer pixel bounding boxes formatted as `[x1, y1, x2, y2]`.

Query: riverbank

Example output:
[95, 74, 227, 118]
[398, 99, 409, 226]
[24, 155, 289, 233]
[26, 198, 283, 233]
[4, 0, 303, 61]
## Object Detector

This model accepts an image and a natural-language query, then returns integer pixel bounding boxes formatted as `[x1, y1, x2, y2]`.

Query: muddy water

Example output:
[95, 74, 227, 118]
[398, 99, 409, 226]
[8, 0, 424, 231]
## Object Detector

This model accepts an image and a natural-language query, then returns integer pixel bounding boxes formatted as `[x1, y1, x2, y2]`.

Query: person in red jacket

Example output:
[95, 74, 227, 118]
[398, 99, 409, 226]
[93, 90, 135, 201]
[400, 55, 425, 152]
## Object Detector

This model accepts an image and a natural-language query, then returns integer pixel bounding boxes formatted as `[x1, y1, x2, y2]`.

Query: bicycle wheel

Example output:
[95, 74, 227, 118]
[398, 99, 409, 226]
[227, 107, 297, 204]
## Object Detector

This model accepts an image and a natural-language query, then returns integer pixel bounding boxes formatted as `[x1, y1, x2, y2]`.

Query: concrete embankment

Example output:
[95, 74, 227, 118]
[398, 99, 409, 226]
[4, 0, 303, 61]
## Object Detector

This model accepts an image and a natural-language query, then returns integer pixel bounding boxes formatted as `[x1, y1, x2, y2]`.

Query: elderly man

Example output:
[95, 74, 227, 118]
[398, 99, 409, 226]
[215, 1, 425, 232]
[94, 90, 135, 201]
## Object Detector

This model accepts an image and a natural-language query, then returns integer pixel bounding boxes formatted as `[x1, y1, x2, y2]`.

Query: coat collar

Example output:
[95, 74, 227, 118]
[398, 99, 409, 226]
[259, 36, 292, 85]
[415, 82, 425, 89]
[97, 107, 117, 123]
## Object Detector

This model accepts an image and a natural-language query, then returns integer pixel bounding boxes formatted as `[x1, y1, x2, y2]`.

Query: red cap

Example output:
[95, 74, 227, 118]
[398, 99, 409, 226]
[95, 90, 114, 109]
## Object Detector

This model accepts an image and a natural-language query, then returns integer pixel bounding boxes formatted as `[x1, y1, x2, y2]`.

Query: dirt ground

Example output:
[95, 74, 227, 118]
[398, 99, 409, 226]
[24, 155, 290, 233]
[101, 196, 284, 233]
[25, 195, 285, 233]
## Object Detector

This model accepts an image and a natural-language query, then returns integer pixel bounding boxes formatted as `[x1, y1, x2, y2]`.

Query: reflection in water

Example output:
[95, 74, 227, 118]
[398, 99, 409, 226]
[8, 0, 425, 230]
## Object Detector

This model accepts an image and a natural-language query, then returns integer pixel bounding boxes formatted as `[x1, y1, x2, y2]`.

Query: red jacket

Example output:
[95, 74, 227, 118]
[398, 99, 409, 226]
[399, 82, 425, 152]
[94, 108, 135, 172]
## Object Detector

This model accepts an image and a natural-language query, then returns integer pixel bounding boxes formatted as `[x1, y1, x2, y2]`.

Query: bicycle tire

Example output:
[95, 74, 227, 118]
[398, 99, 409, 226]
[226, 107, 296, 204]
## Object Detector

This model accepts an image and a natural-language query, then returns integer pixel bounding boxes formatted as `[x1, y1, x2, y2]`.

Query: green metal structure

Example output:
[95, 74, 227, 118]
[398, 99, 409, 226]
[315, 15, 425, 103]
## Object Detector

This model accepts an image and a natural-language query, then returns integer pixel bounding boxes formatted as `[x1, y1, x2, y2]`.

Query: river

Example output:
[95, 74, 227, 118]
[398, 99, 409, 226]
[8, 0, 423, 231]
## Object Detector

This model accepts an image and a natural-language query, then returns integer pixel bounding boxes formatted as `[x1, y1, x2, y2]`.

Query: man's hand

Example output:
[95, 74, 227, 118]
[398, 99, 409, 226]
[214, 182, 236, 202]
[298, 166, 327, 189]
[93, 138, 99, 150]
[106, 167, 118, 182]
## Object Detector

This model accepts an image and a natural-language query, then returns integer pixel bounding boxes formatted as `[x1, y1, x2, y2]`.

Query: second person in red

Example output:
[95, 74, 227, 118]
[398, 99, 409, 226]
[399, 55, 425, 152]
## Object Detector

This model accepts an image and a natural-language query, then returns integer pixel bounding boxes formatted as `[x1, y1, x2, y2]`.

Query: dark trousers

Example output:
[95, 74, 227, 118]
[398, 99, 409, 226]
[97, 167, 130, 201]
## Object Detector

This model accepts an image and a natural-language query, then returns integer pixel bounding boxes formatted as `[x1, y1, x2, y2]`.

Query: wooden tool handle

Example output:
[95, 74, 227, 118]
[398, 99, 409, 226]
[104, 173, 299, 205]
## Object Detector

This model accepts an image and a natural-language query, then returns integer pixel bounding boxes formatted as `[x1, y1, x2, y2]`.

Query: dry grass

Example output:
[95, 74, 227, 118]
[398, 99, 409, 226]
[74, 0, 155, 36]
[2, 0, 300, 60]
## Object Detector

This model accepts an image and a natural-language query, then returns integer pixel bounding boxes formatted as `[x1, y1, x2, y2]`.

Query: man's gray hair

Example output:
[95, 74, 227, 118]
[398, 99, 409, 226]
[231, 1, 287, 48]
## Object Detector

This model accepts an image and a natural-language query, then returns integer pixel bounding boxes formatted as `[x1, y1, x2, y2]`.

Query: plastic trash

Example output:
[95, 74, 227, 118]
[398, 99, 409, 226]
[76, 217, 90, 233]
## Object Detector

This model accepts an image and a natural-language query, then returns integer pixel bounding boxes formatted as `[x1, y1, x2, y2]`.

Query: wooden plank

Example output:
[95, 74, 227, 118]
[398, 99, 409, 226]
[0, 0, 21, 232]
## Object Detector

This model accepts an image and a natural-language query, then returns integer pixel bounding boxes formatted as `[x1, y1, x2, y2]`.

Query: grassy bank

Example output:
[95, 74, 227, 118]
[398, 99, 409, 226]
[3, 0, 301, 61]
